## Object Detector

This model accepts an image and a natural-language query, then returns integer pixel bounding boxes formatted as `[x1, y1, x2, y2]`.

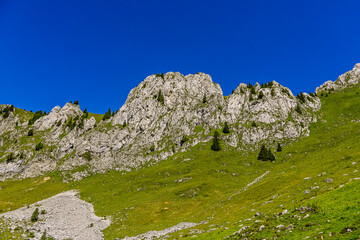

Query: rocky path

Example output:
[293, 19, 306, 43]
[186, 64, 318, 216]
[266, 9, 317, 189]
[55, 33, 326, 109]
[228, 171, 270, 200]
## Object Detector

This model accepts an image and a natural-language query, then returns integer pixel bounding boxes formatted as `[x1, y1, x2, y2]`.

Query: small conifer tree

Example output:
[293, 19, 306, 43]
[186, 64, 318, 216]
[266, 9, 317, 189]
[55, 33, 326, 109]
[83, 108, 88, 118]
[271, 88, 276, 97]
[31, 208, 39, 222]
[180, 135, 189, 146]
[258, 145, 276, 161]
[35, 142, 44, 151]
[250, 87, 256, 95]
[277, 143, 282, 152]
[296, 93, 306, 103]
[202, 95, 207, 103]
[27, 129, 34, 136]
[258, 91, 264, 99]
[28, 110, 46, 125]
[157, 90, 165, 104]
[6, 153, 14, 163]
[211, 130, 221, 151]
[267, 148, 276, 161]
[150, 144, 155, 152]
[257, 145, 267, 160]
[3, 110, 9, 118]
[222, 122, 230, 134]
[102, 108, 112, 121]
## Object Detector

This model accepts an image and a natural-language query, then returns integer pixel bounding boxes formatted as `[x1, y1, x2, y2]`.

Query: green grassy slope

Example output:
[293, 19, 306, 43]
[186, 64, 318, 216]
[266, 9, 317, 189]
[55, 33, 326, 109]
[87, 112, 104, 122]
[1, 84, 360, 239]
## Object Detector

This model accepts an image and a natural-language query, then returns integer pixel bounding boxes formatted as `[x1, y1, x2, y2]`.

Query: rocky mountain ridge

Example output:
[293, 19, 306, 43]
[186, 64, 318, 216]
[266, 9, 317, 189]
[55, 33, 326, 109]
[5, 63, 358, 181]
[316, 63, 360, 94]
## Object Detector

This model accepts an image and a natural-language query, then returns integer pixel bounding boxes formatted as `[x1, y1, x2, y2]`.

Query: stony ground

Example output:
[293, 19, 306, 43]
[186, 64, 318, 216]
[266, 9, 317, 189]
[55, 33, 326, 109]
[120, 222, 201, 240]
[0, 190, 111, 240]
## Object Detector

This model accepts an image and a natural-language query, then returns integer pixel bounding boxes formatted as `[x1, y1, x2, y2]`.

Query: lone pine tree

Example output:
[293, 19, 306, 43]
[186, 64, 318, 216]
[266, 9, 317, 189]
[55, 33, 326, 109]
[211, 130, 221, 151]
[222, 122, 230, 133]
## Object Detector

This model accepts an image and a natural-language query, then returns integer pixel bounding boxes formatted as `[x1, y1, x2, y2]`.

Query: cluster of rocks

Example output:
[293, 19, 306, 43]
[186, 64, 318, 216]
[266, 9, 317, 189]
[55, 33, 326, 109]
[0, 67, 330, 180]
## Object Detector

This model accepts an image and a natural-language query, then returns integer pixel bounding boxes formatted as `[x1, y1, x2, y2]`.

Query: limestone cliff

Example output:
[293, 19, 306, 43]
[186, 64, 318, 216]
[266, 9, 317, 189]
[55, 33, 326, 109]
[0, 67, 329, 181]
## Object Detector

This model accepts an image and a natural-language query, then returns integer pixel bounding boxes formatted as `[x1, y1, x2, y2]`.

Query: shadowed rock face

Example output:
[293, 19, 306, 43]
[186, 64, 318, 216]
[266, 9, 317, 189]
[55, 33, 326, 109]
[0, 190, 111, 240]
[0, 69, 326, 180]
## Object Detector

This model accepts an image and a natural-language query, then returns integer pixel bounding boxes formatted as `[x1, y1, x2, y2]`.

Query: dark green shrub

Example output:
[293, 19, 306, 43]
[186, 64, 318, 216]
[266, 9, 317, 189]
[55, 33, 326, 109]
[150, 144, 155, 152]
[250, 87, 256, 95]
[6, 153, 14, 163]
[257, 145, 275, 161]
[77, 119, 84, 129]
[82, 152, 92, 161]
[202, 95, 207, 103]
[28, 110, 46, 125]
[157, 90, 165, 104]
[27, 129, 34, 136]
[122, 121, 127, 127]
[180, 135, 189, 146]
[56, 120, 62, 126]
[31, 208, 39, 222]
[35, 142, 44, 151]
[252, 121, 257, 127]
[1, 105, 14, 119]
[66, 117, 76, 130]
[282, 88, 291, 96]
[271, 88, 276, 97]
[211, 131, 221, 151]
[296, 92, 306, 103]
[102, 108, 112, 121]
[222, 122, 230, 133]
[40, 231, 47, 240]
[258, 91, 264, 99]
[83, 108, 88, 118]
[277, 143, 282, 152]
[295, 104, 302, 115]
[155, 73, 164, 78]
[3, 110, 9, 118]
[74, 100, 79, 105]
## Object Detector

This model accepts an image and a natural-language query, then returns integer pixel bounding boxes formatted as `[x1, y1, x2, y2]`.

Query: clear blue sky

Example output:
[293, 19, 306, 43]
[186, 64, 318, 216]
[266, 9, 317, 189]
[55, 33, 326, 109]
[1, 1, 360, 113]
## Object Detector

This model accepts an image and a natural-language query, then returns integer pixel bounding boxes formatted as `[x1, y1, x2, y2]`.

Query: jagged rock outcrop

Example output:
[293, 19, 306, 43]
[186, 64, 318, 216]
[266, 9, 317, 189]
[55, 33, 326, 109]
[0, 69, 325, 180]
[222, 81, 320, 145]
[316, 63, 360, 94]
[34, 103, 83, 131]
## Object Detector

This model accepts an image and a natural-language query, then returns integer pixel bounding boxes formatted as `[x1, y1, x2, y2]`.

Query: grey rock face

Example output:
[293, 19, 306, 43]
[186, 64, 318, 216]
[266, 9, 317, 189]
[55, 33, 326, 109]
[0, 70, 324, 180]
[34, 103, 83, 131]
[316, 63, 360, 93]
